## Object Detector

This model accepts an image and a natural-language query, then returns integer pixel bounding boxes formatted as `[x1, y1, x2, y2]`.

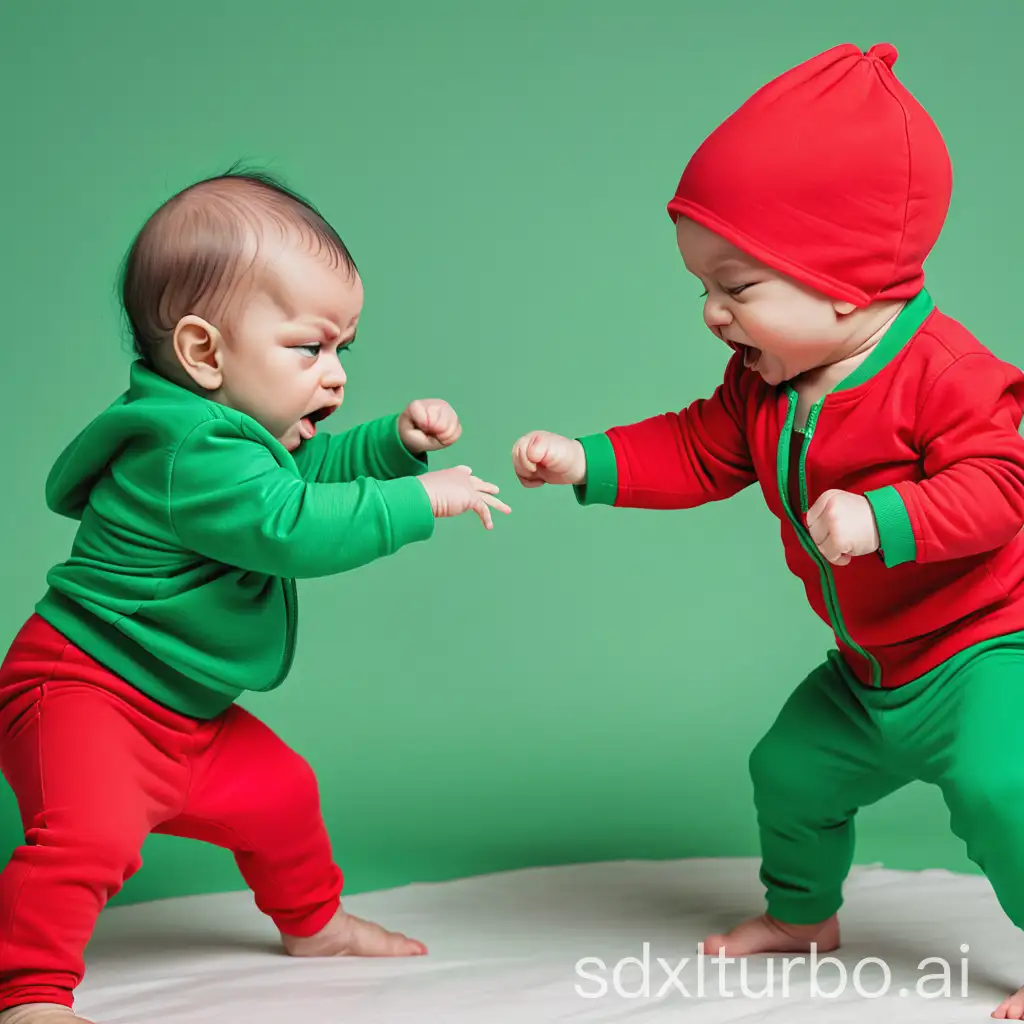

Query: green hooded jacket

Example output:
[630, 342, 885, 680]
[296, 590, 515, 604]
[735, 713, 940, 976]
[35, 361, 435, 718]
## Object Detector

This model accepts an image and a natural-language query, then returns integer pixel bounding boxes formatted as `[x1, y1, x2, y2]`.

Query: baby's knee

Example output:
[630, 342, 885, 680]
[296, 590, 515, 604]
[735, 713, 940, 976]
[260, 747, 322, 817]
[749, 734, 796, 793]
[748, 735, 823, 810]
[26, 813, 144, 877]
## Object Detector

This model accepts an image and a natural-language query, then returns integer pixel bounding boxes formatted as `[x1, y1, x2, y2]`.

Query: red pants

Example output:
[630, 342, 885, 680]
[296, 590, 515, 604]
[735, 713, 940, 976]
[0, 615, 343, 1012]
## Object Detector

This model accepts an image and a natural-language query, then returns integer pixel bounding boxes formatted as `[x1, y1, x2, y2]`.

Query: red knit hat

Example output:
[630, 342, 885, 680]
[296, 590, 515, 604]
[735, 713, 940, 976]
[666, 43, 952, 305]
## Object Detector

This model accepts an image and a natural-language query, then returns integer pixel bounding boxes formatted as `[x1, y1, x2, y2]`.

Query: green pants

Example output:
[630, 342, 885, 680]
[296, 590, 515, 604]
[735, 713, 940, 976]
[750, 634, 1024, 925]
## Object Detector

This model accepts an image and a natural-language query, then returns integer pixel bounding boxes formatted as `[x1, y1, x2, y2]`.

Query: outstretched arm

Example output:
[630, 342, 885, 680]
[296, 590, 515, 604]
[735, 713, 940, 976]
[169, 420, 435, 579]
[574, 353, 758, 509]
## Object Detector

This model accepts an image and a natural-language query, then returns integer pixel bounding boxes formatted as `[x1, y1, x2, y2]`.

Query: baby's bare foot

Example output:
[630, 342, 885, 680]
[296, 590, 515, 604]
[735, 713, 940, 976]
[0, 1006, 93, 1024]
[281, 908, 426, 958]
[992, 984, 1024, 1019]
[702, 912, 839, 956]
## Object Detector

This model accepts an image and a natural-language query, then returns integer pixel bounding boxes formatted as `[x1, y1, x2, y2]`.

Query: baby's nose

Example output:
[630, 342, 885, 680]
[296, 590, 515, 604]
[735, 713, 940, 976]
[703, 298, 733, 329]
[322, 362, 347, 389]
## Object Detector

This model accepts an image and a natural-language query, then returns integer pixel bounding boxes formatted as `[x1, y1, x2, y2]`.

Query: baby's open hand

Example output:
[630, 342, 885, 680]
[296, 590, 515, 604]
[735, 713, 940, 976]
[511, 431, 587, 488]
[399, 399, 461, 454]
[805, 489, 880, 566]
[419, 466, 511, 530]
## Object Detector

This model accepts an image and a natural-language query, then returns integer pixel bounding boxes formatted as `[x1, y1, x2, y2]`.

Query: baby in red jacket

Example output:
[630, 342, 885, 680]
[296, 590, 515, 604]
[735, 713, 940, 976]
[513, 42, 1024, 1019]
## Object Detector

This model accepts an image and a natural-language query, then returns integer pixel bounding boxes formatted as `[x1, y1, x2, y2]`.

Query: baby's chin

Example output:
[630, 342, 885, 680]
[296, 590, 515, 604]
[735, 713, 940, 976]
[278, 425, 302, 451]
[747, 358, 787, 386]
[756, 371, 786, 387]
[745, 352, 798, 387]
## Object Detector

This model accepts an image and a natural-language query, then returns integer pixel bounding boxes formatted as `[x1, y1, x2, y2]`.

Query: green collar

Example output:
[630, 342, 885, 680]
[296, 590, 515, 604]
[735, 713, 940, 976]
[127, 359, 205, 402]
[836, 288, 934, 391]
[785, 288, 935, 398]
[125, 357, 289, 455]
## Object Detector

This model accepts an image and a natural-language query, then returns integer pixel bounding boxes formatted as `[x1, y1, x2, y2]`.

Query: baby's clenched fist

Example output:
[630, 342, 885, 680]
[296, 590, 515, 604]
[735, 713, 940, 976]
[806, 489, 880, 566]
[399, 399, 461, 454]
[511, 431, 587, 488]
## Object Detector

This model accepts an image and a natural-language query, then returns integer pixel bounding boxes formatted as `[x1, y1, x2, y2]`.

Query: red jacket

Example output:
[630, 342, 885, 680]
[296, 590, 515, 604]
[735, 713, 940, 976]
[576, 290, 1024, 688]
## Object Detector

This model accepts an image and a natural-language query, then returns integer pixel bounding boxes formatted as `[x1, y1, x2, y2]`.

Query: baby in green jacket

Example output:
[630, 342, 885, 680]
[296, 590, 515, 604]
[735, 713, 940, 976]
[0, 171, 508, 1024]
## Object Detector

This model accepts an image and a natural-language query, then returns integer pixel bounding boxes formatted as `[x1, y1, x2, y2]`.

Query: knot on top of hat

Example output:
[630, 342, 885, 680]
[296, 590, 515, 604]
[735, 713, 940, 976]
[866, 43, 898, 68]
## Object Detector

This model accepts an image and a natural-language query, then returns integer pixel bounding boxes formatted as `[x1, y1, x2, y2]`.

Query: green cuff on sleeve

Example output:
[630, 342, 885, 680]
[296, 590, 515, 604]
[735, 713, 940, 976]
[573, 432, 618, 506]
[382, 414, 429, 477]
[865, 485, 916, 567]
[378, 475, 436, 548]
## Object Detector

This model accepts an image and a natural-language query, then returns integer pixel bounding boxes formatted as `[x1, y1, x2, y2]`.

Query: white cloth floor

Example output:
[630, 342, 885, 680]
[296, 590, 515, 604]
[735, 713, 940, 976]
[75, 857, 1024, 1022]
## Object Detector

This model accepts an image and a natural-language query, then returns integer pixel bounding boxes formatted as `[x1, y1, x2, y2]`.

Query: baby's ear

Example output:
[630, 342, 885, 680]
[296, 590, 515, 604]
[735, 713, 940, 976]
[172, 315, 224, 390]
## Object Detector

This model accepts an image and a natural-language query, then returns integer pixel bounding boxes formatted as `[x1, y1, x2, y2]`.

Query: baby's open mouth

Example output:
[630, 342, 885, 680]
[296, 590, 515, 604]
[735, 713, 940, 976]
[724, 338, 760, 370]
[298, 404, 338, 441]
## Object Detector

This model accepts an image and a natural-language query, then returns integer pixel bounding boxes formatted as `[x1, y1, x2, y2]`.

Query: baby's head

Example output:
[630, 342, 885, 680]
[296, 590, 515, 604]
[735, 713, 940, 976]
[667, 43, 952, 386]
[121, 171, 361, 450]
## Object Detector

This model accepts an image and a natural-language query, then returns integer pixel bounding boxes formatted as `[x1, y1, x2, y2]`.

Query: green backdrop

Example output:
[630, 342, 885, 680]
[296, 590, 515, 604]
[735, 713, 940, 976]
[1, 0, 1021, 907]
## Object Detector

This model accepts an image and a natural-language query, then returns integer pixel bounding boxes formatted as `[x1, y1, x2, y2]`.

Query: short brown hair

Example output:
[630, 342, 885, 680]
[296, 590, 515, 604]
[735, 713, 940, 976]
[119, 167, 357, 364]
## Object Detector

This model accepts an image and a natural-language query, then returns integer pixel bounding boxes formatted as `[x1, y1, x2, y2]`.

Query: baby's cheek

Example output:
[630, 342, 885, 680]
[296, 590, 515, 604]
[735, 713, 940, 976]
[767, 325, 807, 359]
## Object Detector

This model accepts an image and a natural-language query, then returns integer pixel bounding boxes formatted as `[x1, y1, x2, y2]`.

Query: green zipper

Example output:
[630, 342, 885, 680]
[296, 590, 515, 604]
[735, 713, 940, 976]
[777, 391, 882, 687]
[770, 288, 936, 688]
